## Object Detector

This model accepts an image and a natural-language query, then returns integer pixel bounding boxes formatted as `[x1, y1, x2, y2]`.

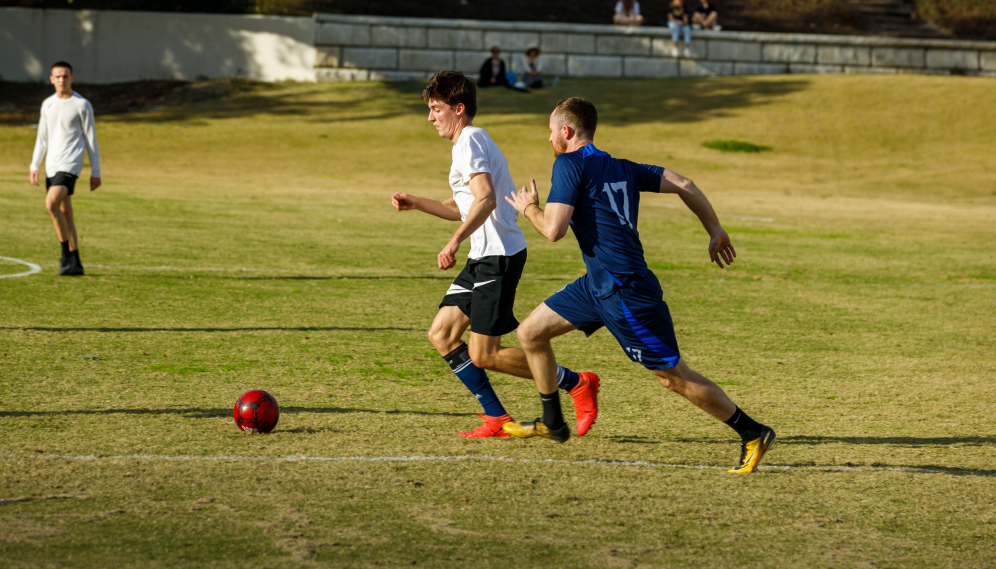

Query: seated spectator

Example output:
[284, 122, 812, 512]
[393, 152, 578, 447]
[479, 47, 509, 87]
[667, 0, 692, 58]
[613, 0, 644, 26]
[523, 47, 544, 88]
[692, 0, 720, 30]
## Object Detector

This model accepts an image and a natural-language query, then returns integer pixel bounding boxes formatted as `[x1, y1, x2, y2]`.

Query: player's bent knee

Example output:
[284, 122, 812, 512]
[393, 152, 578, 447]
[467, 341, 500, 370]
[653, 367, 684, 392]
[427, 327, 447, 351]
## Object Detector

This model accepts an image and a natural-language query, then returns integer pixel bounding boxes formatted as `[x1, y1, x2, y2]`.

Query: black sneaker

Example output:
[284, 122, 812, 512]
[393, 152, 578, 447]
[58, 255, 73, 275]
[62, 257, 85, 276]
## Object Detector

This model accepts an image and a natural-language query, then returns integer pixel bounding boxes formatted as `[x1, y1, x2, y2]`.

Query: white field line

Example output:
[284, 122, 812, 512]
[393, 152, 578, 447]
[0, 257, 42, 279]
[1, 453, 992, 478]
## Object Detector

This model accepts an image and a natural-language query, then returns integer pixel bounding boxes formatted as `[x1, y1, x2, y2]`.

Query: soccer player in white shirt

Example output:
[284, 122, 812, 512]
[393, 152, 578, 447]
[391, 72, 600, 438]
[29, 61, 101, 276]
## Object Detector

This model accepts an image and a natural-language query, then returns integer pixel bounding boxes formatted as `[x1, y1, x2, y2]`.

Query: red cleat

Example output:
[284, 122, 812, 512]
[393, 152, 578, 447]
[458, 413, 513, 438]
[569, 372, 600, 436]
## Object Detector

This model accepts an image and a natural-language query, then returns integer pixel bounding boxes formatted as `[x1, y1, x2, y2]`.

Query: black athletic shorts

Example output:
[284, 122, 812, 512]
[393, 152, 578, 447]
[46, 172, 78, 195]
[439, 248, 527, 337]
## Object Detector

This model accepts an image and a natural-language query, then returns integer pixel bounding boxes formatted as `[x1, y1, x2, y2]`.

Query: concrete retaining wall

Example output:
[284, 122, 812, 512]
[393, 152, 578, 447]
[3, 8, 995, 84]
[0, 8, 316, 83]
[314, 13, 996, 81]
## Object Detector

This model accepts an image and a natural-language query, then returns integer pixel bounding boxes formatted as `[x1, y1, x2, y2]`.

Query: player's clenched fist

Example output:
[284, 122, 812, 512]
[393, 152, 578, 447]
[391, 192, 420, 211]
[505, 178, 540, 214]
[437, 239, 459, 271]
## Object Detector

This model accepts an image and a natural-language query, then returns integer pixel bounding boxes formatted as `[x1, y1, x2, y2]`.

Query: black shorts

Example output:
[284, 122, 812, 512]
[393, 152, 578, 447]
[439, 248, 527, 337]
[46, 172, 78, 195]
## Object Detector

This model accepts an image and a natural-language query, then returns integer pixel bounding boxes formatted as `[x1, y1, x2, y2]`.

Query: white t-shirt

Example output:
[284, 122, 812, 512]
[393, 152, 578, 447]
[615, 1, 641, 15]
[449, 126, 527, 259]
[31, 92, 101, 178]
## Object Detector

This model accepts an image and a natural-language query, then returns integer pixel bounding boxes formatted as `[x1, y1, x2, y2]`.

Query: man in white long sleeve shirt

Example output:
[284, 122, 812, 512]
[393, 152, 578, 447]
[29, 61, 101, 276]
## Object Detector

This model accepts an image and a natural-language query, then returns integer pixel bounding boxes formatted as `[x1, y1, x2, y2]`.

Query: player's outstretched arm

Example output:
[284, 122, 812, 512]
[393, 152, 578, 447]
[437, 172, 497, 270]
[659, 169, 736, 268]
[505, 179, 573, 242]
[391, 192, 461, 221]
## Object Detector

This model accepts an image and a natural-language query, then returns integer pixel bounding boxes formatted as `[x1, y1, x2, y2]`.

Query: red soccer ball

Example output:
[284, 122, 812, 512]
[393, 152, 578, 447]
[234, 390, 279, 433]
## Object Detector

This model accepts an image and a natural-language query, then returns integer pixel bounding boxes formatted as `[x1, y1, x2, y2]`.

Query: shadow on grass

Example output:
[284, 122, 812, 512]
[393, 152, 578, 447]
[0, 326, 419, 333]
[103, 76, 811, 128]
[0, 406, 474, 418]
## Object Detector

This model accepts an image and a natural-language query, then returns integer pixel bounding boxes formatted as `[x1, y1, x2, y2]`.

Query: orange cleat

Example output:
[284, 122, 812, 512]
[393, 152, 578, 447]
[458, 413, 513, 438]
[569, 372, 600, 436]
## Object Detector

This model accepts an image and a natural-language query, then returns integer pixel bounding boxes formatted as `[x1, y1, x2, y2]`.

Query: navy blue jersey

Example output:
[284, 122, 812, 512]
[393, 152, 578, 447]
[546, 144, 664, 298]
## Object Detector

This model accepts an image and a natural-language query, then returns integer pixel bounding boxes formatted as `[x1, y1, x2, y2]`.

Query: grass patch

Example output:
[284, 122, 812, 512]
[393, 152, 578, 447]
[1, 75, 995, 567]
[702, 139, 773, 152]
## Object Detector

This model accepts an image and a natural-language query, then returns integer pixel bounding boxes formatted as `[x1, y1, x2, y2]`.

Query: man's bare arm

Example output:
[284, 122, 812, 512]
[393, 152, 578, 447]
[391, 192, 461, 221]
[437, 172, 497, 270]
[504, 179, 574, 242]
[659, 169, 736, 268]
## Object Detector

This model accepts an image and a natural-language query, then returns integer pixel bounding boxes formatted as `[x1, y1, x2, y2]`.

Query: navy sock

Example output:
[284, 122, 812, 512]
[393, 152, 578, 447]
[540, 390, 566, 430]
[557, 365, 580, 392]
[72, 249, 81, 263]
[443, 343, 507, 418]
[60, 241, 70, 258]
[724, 406, 763, 441]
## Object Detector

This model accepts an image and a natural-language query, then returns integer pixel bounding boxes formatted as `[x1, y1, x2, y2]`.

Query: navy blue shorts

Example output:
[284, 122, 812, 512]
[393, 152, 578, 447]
[544, 273, 681, 370]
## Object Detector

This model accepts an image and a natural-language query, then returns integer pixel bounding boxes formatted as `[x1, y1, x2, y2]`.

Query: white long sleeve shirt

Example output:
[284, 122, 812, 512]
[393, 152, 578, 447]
[30, 92, 101, 178]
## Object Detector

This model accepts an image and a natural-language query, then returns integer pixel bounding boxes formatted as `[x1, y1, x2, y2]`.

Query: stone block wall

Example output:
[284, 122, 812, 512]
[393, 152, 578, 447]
[3, 8, 994, 85]
[314, 14, 996, 81]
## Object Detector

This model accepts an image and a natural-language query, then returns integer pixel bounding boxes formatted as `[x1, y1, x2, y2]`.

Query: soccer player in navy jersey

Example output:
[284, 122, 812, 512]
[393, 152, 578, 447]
[503, 97, 775, 473]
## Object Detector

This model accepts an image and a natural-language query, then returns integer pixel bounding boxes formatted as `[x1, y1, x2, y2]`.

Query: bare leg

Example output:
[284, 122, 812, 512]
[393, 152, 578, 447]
[516, 303, 579, 394]
[60, 195, 77, 251]
[45, 186, 70, 244]
[652, 359, 736, 421]
[704, 12, 718, 28]
[468, 333, 533, 379]
[427, 306, 471, 356]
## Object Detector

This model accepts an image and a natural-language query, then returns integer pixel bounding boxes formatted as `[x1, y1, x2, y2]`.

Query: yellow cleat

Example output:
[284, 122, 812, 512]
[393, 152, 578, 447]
[729, 425, 777, 473]
[501, 419, 571, 443]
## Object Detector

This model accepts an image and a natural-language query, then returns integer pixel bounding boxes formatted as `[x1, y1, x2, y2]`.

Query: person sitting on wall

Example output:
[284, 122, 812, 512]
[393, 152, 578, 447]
[479, 47, 510, 87]
[613, 0, 644, 26]
[692, 0, 720, 30]
[667, 0, 692, 58]
[523, 47, 544, 88]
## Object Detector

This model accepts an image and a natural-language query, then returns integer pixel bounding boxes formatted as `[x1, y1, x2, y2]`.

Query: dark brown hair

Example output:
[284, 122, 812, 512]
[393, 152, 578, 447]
[554, 97, 598, 140]
[422, 71, 477, 119]
[51, 61, 73, 74]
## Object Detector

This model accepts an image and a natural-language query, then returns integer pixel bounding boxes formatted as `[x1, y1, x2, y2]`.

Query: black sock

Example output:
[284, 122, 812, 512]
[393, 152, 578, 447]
[60, 240, 70, 258]
[540, 390, 566, 430]
[72, 249, 81, 264]
[724, 406, 763, 441]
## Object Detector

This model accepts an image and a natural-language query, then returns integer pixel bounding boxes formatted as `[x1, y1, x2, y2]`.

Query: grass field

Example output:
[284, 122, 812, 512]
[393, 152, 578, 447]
[1, 74, 995, 568]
